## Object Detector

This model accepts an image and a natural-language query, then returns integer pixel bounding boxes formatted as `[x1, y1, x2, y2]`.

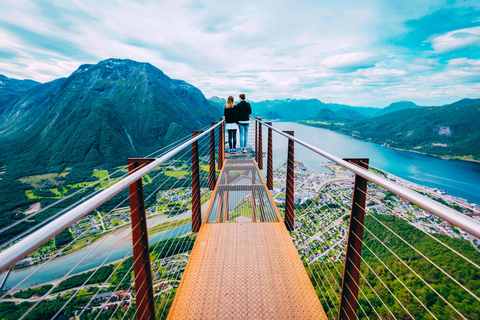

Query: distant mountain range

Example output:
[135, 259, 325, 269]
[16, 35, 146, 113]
[300, 100, 480, 161]
[250, 98, 379, 120]
[207, 97, 427, 121]
[0, 59, 221, 178]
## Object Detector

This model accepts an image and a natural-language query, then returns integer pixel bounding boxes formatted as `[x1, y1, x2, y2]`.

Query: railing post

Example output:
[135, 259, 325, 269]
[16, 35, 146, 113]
[258, 118, 263, 169]
[284, 131, 294, 231]
[218, 118, 224, 170]
[209, 123, 216, 190]
[191, 131, 203, 232]
[127, 158, 156, 320]
[222, 121, 225, 161]
[255, 118, 258, 163]
[266, 122, 273, 190]
[338, 158, 369, 320]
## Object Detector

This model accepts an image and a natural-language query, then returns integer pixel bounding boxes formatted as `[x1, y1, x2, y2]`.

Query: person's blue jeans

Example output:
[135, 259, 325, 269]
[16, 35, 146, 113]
[238, 123, 249, 148]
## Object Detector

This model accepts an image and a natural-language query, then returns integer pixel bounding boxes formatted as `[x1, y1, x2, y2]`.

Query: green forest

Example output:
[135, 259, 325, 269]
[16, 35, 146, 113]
[309, 215, 480, 319]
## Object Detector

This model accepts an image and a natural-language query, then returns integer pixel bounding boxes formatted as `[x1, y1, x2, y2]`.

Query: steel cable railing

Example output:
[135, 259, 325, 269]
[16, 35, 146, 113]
[0, 122, 220, 320]
[4, 134, 211, 319]
[86, 133, 214, 320]
[0, 133, 204, 293]
[0, 121, 223, 272]
[48, 140, 213, 320]
[78, 136, 213, 320]
[251, 117, 480, 319]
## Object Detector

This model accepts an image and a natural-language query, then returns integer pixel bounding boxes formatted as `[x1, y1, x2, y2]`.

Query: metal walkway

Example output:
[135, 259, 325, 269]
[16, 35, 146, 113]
[167, 158, 327, 319]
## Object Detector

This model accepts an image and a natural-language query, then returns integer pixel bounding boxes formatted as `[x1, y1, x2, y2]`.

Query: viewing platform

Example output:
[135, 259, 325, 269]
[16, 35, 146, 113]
[167, 158, 327, 319]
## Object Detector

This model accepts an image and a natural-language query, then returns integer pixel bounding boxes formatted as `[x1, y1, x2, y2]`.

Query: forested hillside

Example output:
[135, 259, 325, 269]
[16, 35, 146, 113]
[301, 103, 480, 161]
[0, 59, 221, 178]
[0, 74, 40, 113]
[0, 59, 221, 246]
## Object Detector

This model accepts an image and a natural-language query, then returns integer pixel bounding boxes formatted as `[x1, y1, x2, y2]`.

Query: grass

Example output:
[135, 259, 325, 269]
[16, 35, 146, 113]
[68, 182, 93, 188]
[25, 190, 38, 199]
[25, 189, 61, 199]
[228, 201, 252, 221]
[19, 173, 61, 188]
[164, 170, 189, 178]
[49, 188, 64, 197]
[144, 174, 152, 184]
[92, 170, 109, 180]
[19, 168, 72, 188]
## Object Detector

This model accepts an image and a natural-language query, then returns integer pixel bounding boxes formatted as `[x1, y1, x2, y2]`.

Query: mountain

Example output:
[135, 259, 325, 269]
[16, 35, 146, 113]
[312, 107, 367, 123]
[264, 110, 282, 120]
[334, 108, 367, 121]
[208, 96, 226, 105]
[0, 59, 222, 178]
[0, 74, 40, 112]
[447, 98, 480, 108]
[375, 101, 424, 116]
[207, 96, 225, 113]
[253, 98, 378, 121]
[313, 108, 338, 121]
[318, 104, 480, 160]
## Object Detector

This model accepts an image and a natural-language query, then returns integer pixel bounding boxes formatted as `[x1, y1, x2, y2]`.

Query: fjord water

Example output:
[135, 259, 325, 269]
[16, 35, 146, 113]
[4, 223, 191, 289]
[269, 122, 480, 204]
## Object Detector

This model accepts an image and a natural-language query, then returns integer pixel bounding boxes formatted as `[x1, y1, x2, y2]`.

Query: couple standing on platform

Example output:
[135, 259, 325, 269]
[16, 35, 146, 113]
[224, 93, 252, 154]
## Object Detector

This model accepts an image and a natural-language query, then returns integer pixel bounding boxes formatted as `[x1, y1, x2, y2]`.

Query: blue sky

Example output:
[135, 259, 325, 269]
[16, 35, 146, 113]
[0, 0, 479, 107]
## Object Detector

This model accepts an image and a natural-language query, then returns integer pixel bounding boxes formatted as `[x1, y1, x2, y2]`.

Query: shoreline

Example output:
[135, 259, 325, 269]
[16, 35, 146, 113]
[297, 121, 480, 164]
[3, 204, 207, 290]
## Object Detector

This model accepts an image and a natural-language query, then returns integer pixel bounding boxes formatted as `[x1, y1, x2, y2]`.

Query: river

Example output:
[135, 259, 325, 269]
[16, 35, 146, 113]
[3, 217, 192, 289]
[3, 121, 480, 290]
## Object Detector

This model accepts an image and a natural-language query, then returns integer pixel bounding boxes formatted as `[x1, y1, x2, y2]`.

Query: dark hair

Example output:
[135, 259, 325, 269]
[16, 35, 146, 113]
[239, 93, 246, 100]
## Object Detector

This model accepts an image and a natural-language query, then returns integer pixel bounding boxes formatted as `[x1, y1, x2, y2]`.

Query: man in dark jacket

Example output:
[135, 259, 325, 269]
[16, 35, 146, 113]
[236, 93, 252, 153]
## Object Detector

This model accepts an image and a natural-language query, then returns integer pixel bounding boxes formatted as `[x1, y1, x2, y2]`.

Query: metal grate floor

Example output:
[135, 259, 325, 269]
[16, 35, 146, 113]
[167, 223, 328, 319]
[168, 158, 327, 319]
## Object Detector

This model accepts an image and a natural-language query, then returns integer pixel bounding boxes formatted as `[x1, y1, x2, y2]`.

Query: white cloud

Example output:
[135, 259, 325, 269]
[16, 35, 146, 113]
[430, 26, 480, 53]
[0, 0, 479, 107]
[321, 52, 379, 71]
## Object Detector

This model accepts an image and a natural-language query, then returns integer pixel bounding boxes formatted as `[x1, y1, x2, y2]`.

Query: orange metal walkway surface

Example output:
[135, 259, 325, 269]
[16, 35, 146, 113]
[167, 159, 327, 319]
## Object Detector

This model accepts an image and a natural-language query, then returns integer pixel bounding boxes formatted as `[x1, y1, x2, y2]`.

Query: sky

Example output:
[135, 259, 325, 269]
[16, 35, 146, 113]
[0, 0, 479, 107]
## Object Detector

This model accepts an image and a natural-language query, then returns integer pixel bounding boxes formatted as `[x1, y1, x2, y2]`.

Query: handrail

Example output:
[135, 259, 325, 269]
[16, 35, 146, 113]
[251, 117, 480, 239]
[0, 120, 224, 272]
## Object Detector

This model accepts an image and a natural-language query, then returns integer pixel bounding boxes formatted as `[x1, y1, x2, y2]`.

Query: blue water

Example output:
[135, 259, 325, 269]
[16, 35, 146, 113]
[4, 223, 191, 289]
[267, 122, 480, 204]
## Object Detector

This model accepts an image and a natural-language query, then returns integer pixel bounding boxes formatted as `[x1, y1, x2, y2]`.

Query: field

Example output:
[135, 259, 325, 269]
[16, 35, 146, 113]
[164, 170, 189, 178]
[22, 169, 115, 200]
[92, 170, 109, 180]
